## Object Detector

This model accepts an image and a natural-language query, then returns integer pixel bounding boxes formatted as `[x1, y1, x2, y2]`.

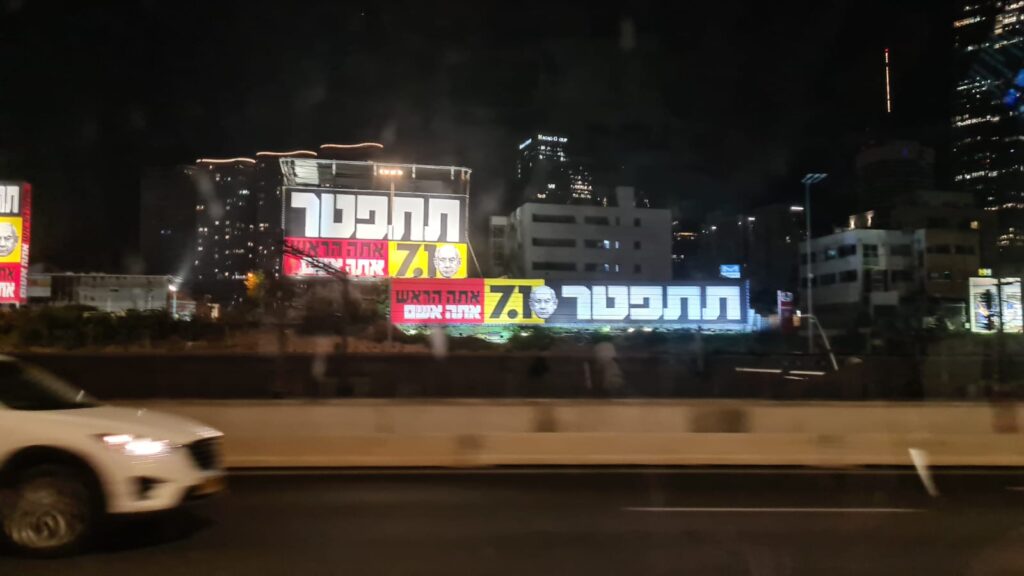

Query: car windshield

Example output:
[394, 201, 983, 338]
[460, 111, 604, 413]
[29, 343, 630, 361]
[0, 362, 99, 411]
[8, 2, 1024, 572]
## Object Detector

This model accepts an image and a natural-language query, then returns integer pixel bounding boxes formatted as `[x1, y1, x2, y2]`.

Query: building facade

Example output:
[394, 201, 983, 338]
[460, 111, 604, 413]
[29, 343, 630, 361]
[29, 273, 175, 313]
[848, 190, 996, 266]
[799, 229, 917, 325]
[488, 215, 509, 277]
[692, 203, 805, 308]
[670, 221, 699, 279]
[952, 0, 1024, 272]
[799, 226, 980, 328]
[493, 186, 671, 281]
[913, 228, 981, 301]
[855, 141, 935, 211]
[141, 144, 413, 304]
[696, 211, 756, 280]
[191, 157, 275, 304]
[746, 203, 806, 307]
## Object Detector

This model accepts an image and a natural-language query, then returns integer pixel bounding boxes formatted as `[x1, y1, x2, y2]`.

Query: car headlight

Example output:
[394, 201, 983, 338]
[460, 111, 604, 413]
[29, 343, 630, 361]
[98, 434, 172, 457]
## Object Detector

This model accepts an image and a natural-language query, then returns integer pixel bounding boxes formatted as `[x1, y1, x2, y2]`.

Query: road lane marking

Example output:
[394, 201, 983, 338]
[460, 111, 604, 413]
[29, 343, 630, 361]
[909, 448, 940, 497]
[789, 370, 826, 376]
[1008, 486, 1024, 492]
[624, 506, 924, 513]
[735, 368, 783, 374]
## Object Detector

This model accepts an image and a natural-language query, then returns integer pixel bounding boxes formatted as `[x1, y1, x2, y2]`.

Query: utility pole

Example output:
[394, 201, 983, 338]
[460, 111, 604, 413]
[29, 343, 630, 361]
[996, 278, 1006, 384]
[801, 173, 827, 354]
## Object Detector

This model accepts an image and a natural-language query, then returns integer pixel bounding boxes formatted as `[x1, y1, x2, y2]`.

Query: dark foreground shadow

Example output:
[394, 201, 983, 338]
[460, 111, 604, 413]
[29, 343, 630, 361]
[93, 508, 214, 554]
[0, 508, 214, 559]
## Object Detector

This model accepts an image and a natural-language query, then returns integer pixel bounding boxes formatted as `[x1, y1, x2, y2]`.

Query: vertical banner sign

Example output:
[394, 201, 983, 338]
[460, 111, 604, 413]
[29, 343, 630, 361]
[391, 280, 749, 327]
[282, 187, 468, 279]
[777, 290, 795, 334]
[0, 183, 29, 304]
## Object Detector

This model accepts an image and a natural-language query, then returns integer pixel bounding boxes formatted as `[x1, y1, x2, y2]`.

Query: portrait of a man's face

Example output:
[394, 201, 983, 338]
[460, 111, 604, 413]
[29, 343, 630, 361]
[528, 285, 558, 319]
[434, 244, 462, 278]
[0, 221, 20, 259]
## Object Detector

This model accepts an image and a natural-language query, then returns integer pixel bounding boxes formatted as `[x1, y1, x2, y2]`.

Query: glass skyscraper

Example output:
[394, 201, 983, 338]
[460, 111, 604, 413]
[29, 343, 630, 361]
[515, 134, 597, 205]
[953, 0, 1024, 271]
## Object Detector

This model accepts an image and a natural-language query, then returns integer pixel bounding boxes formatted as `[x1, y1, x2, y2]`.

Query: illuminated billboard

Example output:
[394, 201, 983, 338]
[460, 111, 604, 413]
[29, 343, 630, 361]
[719, 264, 741, 279]
[282, 187, 468, 279]
[969, 277, 1023, 333]
[0, 182, 30, 305]
[391, 279, 750, 327]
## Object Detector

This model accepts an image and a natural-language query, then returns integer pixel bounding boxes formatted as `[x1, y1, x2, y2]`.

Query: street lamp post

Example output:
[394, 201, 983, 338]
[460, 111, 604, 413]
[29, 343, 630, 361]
[169, 283, 179, 319]
[378, 166, 405, 346]
[801, 173, 827, 354]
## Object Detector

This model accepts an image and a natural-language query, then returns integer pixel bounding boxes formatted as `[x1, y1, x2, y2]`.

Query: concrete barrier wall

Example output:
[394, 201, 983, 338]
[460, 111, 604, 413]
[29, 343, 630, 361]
[128, 400, 1024, 468]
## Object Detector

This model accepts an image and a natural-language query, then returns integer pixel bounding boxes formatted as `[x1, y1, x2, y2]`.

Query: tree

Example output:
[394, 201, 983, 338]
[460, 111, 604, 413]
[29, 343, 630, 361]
[244, 271, 266, 302]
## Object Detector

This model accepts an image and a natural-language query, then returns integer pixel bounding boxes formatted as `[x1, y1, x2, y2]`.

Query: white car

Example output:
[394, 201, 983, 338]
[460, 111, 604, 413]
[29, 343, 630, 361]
[0, 356, 225, 556]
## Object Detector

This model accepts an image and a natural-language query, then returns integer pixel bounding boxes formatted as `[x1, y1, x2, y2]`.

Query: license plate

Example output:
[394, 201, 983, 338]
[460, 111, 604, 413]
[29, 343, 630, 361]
[194, 475, 227, 496]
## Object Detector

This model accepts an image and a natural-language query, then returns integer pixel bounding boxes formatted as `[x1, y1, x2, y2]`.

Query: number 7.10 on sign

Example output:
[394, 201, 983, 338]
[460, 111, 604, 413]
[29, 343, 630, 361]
[387, 242, 468, 279]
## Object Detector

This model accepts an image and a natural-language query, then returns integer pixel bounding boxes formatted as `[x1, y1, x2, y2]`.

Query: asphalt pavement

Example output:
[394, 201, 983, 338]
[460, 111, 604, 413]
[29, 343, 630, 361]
[3, 468, 1024, 575]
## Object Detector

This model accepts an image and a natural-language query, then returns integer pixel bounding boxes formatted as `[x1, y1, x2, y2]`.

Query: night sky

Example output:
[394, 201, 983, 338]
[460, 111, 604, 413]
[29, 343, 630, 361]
[0, 0, 953, 272]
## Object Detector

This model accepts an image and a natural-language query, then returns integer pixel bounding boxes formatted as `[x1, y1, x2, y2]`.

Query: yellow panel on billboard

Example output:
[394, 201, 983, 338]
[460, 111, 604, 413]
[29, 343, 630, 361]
[0, 217, 23, 264]
[483, 278, 547, 324]
[387, 242, 468, 279]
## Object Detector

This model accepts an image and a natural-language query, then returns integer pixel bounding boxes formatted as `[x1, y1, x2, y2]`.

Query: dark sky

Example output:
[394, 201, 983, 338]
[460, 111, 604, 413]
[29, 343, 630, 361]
[0, 0, 953, 271]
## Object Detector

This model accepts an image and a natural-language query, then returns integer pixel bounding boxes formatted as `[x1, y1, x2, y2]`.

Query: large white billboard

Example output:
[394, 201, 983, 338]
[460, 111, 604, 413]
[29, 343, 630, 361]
[282, 187, 468, 279]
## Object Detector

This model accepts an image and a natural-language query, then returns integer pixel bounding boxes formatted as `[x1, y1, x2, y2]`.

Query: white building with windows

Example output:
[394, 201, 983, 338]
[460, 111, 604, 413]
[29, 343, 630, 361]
[799, 226, 980, 326]
[491, 186, 671, 281]
[799, 229, 914, 313]
[28, 273, 176, 313]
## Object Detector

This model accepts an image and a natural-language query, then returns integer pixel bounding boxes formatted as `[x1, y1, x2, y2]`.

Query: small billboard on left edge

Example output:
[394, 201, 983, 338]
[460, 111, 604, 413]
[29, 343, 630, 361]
[0, 182, 31, 304]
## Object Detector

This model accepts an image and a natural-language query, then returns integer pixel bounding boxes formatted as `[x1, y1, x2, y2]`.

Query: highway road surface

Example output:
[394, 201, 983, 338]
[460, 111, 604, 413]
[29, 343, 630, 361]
[4, 468, 1024, 575]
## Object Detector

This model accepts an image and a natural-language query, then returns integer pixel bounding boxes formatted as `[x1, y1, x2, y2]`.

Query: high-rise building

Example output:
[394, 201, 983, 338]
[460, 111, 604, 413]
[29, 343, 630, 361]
[139, 166, 197, 277]
[952, 1, 1024, 273]
[693, 204, 805, 307]
[746, 203, 807, 306]
[144, 144, 395, 301]
[190, 157, 264, 303]
[670, 221, 700, 279]
[515, 133, 597, 205]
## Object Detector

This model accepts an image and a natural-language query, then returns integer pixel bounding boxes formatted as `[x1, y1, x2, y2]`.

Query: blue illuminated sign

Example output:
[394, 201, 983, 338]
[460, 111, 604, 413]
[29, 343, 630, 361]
[720, 264, 741, 279]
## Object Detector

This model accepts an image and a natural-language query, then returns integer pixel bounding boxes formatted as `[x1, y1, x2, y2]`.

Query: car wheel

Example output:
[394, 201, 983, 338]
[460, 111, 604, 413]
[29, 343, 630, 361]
[1, 464, 97, 557]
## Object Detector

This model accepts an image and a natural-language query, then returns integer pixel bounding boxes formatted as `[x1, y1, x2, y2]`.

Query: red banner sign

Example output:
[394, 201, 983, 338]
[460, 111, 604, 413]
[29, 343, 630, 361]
[390, 279, 484, 324]
[283, 238, 387, 277]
